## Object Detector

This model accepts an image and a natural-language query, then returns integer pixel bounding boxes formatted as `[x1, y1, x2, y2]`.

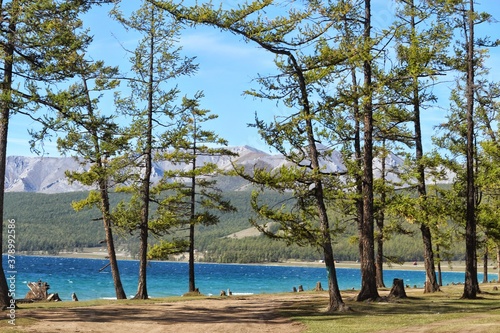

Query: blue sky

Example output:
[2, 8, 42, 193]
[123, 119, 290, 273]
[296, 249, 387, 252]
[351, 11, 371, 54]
[7, 0, 500, 157]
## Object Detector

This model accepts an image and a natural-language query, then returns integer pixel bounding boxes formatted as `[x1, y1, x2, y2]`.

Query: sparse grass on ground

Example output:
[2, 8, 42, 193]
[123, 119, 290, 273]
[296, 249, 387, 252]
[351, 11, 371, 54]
[1, 283, 499, 333]
[282, 284, 500, 333]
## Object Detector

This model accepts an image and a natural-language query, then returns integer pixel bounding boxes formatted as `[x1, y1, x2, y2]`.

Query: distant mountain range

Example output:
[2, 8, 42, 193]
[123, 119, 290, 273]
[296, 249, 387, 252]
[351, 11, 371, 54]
[5, 145, 411, 193]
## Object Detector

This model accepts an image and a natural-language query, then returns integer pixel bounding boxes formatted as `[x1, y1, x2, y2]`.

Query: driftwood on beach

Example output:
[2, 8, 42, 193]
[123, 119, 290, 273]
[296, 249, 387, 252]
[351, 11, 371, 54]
[25, 281, 49, 300]
[24, 280, 62, 302]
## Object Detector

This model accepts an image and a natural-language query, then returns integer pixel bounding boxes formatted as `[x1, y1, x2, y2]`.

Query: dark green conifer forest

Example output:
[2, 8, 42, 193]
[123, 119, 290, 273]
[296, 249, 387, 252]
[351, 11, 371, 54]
[2, 191, 464, 264]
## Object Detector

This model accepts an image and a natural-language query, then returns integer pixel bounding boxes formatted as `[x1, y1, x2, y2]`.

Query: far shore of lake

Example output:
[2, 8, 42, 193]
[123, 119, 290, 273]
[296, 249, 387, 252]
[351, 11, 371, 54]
[15, 248, 500, 275]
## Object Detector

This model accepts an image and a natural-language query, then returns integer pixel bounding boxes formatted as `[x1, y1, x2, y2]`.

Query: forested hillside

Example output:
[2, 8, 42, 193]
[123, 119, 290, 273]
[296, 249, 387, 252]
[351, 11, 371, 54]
[2, 191, 464, 263]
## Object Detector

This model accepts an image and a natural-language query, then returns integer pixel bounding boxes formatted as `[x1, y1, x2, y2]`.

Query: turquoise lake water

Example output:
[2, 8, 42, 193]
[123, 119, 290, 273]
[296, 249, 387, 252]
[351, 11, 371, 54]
[2, 255, 495, 301]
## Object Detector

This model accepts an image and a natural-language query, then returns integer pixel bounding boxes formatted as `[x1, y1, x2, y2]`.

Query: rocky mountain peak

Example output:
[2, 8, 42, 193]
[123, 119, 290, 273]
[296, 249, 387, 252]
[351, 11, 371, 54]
[4, 146, 434, 193]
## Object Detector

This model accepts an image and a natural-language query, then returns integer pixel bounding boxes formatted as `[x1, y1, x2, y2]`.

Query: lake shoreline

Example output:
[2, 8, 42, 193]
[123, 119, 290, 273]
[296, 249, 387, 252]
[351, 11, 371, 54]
[6, 254, 499, 304]
[14, 250, 494, 274]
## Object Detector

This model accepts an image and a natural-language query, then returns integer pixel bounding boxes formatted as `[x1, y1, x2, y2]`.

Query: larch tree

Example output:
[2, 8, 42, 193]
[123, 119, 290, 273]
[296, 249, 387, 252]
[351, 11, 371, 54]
[475, 80, 500, 283]
[320, 0, 367, 293]
[459, 0, 480, 300]
[52, 62, 129, 300]
[436, 0, 497, 299]
[155, 0, 352, 312]
[356, 0, 379, 302]
[391, 0, 453, 293]
[110, 0, 198, 299]
[0, 0, 105, 309]
[152, 93, 237, 293]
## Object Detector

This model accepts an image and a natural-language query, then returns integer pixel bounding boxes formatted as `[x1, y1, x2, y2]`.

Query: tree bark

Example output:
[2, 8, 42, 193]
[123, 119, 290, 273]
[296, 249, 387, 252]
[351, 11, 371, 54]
[135, 224, 149, 299]
[0, 1, 17, 309]
[188, 221, 196, 292]
[100, 182, 127, 299]
[134, 23, 155, 300]
[463, 0, 479, 299]
[0, 107, 10, 309]
[82, 76, 127, 300]
[482, 250, 488, 283]
[357, 0, 379, 302]
[421, 224, 440, 293]
[497, 245, 500, 282]
[188, 138, 197, 292]
[414, 78, 440, 293]
[376, 142, 386, 289]
[302, 67, 348, 312]
[323, 242, 350, 312]
[343, 12, 364, 287]
[388, 278, 407, 298]
[375, 224, 385, 288]
[436, 244, 443, 286]
[407, 0, 439, 294]
[282, 41, 348, 311]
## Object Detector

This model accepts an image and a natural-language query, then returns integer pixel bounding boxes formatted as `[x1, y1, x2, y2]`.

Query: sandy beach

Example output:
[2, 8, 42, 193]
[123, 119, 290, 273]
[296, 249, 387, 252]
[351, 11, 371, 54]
[9, 284, 500, 333]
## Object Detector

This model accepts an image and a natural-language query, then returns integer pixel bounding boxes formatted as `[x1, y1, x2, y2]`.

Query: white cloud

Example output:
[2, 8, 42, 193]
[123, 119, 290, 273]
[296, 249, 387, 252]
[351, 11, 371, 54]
[180, 29, 275, 68]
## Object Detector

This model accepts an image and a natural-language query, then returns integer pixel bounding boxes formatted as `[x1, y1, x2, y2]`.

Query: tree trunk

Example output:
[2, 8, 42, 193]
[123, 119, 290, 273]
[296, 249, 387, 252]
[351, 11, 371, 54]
[0, 114, 11, 309]
[346, 21, 364, 286]
[0, 4, 17, 309]
[306, 113, 348, 311]
[415, 87, 440, 293]
[188, 222, 196, 292]
[294, 44, 347, 311]
[188, 148, 197, 292]
[134, 224, 149, 299]
[436, 244, 443, 286]
[357, 0, 379, 302]
[408, 0, 439, 294]
[375, 227, 385, 288]
[323, 241, 350, 312]
[103, 216, 127, 299]
[352, 51, 364, 287]
[421, 224, 440, 293]
[305, 91, 348, 311]
[315, 178, 350, 311]
[100, 183, 127, 299]
[497, 245, 500, 282]
[463, 0, 479, 299]
[0, 81, 11, 310]
[134, 29, 156, 300]
[482, 250, 488, 284]
[376, 143, 386, 289]
[83, 75, 127, 300]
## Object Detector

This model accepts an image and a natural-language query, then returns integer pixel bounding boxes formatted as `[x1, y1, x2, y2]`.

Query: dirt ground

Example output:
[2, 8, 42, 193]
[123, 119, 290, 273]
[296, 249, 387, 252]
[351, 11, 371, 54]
[14, 294, 309, 333]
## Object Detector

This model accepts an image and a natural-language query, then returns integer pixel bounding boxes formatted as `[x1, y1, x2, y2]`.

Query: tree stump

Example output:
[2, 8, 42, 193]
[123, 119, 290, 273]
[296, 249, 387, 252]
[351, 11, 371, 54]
[183, 288, 202, 297]
[47, 293, 61, 302]
[314, 281, 324, 291]
[388, 278, 407, 298]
